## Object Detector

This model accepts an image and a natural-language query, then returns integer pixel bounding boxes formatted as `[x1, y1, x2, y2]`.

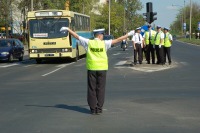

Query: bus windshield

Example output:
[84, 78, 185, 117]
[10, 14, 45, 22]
[29, 18, 69, 38]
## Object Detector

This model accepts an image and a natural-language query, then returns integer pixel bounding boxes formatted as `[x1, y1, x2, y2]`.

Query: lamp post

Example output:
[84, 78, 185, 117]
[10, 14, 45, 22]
[31, 0, 33, 11]
[189, 0, 192, 40]
[108, 0, 110, 35]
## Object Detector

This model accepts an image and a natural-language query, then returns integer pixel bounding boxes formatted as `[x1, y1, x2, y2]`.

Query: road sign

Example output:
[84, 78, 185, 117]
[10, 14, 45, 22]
[198, 22, 200, 30]
[183, 23, 186, 30]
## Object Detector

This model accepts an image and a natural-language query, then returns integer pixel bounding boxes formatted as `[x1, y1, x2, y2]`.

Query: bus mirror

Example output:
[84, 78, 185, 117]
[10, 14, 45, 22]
[71, 20, 75, 26]
[23, 21, 26, 29]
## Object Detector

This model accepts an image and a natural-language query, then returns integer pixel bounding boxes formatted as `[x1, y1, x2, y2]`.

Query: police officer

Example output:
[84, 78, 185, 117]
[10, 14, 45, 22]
[143, 25, 156, 64]
[132, 27, 143, 65]
[163, 27, 173, 65]
[154, 26, 165, 65]
[60, 27, 135, 115]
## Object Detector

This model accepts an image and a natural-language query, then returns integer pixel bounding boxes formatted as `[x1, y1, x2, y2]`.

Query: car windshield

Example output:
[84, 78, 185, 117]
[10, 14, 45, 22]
[29, 18, 69, 38]
[0, 40, 12, 47]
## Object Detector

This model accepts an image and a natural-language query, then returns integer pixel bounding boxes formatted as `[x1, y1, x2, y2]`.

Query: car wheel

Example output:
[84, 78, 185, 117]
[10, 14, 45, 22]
[8, 54, 14, 62]
[19, 53, 24, 61]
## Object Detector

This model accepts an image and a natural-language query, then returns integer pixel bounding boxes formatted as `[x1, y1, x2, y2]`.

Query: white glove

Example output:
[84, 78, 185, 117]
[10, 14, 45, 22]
[60, 27, 69, 32]
[127, 30, 135, 36]
[159, 44, 161, 48]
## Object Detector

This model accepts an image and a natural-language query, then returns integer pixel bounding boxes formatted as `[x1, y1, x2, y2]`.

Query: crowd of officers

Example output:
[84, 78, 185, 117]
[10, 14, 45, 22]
[132, 25, 173, 65]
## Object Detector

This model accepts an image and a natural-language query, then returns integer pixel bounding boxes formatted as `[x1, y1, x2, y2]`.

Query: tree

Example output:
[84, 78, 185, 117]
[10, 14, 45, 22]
[93, 0, 144, 37]
[170, 2, 200, 36]
[0, 0, 13, 37]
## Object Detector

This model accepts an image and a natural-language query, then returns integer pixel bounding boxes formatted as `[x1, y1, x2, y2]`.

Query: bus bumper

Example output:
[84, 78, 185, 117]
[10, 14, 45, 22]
[29, 53, 73, 58]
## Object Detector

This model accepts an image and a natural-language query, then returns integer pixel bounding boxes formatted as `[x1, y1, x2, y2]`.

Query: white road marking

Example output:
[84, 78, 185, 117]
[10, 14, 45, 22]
[114, 60, 177, 72]
[0, 63, 19, 68]
[23, 64, 35, 67]
[113, 52, 121, 56]
[42, 62, 75, 77]
[115, 61, 127, 66]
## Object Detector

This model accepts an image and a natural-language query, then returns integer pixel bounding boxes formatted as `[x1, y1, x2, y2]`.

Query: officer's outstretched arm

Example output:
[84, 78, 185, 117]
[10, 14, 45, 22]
[111, 30, 135, 45]
[60, 27, 79, 40]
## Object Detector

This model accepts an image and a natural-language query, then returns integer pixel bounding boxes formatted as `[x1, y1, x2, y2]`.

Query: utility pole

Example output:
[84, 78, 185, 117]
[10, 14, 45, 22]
[189, 0, 192, 40]
[123, 0, 125, 32]
[108, 0, 110, 35]
[184, 0, 186, 36]
[31, 0, 33, 11]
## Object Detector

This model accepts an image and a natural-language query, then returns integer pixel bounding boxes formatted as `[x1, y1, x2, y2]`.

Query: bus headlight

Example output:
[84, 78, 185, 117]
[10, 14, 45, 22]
[62, 49, 68, 52]
[31, 50, 38, 53]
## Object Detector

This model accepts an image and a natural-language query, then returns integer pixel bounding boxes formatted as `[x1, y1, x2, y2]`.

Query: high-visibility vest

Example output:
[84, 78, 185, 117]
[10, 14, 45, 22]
[86, 40, 108, 70]
[144, 30, 156, 45]
[164, 32, 172, 47]
[154, 31, 164, 45]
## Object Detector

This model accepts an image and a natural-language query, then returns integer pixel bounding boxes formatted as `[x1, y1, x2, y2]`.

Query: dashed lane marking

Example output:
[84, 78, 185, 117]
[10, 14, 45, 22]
[42, 62, 75, 77]
[0, 63, 19, 68]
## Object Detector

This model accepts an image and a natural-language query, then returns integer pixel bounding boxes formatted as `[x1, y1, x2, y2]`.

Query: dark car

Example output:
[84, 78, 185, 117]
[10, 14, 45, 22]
[0, 39, 24, 62]
[103, 35, 114, 47]
[103, 35, 114, 40]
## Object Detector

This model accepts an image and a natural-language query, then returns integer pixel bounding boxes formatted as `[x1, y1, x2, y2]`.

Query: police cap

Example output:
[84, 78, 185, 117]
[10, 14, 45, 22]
[93, 29, 105, 35]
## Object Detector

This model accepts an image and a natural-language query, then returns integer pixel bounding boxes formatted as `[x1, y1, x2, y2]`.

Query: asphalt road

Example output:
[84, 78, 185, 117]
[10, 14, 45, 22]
[0, 41, 200, 133]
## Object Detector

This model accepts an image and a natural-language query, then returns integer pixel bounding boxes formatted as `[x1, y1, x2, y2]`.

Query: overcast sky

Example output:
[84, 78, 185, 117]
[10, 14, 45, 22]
[139, 0, 200, 28]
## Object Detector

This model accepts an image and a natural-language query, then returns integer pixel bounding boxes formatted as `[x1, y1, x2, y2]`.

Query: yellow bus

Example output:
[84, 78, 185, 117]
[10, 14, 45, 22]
[27, 10, 91, 63]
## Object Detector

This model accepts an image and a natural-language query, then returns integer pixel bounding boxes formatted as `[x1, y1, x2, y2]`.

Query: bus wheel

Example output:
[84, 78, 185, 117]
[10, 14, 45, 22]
[36, 59, 42, 64]
[74, 47, 79, 62]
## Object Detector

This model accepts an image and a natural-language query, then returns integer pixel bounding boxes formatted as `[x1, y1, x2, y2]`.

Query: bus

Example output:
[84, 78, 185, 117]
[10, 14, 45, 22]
[27, 10, 92, 63]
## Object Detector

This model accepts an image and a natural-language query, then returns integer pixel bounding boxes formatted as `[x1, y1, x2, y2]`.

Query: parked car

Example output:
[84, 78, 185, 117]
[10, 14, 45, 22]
[0, 38, 24, 62]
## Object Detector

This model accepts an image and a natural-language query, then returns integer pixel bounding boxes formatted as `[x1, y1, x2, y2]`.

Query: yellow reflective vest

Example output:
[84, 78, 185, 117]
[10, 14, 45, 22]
[164, 32, 172, 47]
[144, 30, 156, 45]
[154, 31, 164, 45]
[86, 40, 108, 70]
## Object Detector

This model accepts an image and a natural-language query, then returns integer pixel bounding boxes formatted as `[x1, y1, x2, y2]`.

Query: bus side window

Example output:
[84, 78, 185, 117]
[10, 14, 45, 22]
[71, 19, 75, 30]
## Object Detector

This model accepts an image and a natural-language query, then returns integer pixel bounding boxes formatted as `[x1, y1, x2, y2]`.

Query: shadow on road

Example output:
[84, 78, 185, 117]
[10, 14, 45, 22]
[25, 104, 90, 114]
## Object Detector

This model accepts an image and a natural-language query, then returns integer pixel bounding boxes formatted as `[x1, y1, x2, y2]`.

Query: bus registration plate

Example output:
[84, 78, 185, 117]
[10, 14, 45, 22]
[45, 54, 54, 57]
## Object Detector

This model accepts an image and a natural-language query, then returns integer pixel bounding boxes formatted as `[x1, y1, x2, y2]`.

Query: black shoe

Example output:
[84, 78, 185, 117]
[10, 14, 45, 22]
[152, 62, 155, 64]
[96, 110, 102, 115]
[169, 62, 171, 65]
[139, 62, 142, 64]
[147, 62, 150, 64]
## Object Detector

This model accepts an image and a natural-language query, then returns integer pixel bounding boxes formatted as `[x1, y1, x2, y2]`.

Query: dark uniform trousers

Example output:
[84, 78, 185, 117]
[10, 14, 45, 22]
[134, 43, 142, 64]
[155, 45, 165, 64]
[87, 70, 107, 112]
[146, 43, 155, 64]
[164, 47, 171, 64]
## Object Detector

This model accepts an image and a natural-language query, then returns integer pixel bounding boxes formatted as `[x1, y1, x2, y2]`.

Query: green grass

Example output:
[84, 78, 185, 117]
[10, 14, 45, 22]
[178, 38, 200, 45]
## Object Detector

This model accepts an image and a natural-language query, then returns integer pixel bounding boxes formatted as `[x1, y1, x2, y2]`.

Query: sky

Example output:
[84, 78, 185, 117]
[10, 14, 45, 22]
[139, 0, 200, 28]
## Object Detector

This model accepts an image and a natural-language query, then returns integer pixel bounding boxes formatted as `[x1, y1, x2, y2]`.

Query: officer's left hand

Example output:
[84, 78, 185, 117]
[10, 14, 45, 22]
[159, 44, 161, 48]
[60, 27, 69, 32]
[127, 30, 135, 36]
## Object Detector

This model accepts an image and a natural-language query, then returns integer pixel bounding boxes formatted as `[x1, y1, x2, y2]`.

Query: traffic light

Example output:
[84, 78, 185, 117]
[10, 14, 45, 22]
[150, 12, 157, 24]
[143, 12, 151, 24]
[143, 2, 157, 24]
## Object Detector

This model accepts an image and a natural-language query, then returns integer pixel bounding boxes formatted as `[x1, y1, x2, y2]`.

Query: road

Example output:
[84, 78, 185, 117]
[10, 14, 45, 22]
[0, 41, 200, 133]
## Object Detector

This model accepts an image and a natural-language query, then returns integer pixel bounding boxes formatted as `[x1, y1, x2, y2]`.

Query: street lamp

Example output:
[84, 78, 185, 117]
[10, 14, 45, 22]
[189, 0, 192, 40]
[31, 0, 33, 11]
[108, 0, 110, 35]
